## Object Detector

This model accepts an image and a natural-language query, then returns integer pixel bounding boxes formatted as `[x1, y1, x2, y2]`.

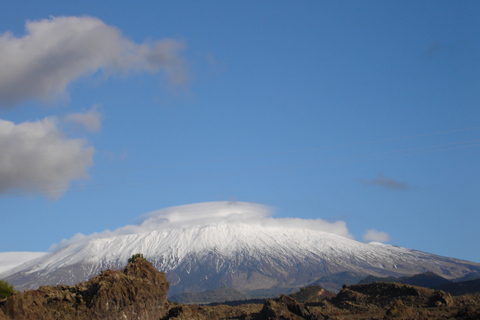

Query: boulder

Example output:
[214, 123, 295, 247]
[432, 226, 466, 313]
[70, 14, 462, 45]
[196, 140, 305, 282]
[259, 294, 320, 320]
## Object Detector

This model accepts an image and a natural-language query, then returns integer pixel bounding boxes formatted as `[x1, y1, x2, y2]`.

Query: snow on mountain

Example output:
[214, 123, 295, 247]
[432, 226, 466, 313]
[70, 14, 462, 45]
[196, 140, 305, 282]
[3, 201, 480, 295]
[0, 252, 48, 274]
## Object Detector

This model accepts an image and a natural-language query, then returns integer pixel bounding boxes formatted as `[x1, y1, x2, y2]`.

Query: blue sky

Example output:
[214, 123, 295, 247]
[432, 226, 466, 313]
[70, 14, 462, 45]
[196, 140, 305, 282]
[1, 1, 479, 263]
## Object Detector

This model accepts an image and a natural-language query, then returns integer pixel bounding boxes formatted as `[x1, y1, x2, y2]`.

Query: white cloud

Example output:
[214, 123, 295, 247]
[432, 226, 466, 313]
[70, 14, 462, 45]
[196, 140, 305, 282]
[0, 115, 95, 199]
[49, 201, 354, 251]
[0, 16, 187, 107]
[363, 228, 391, 243]
[64, 105, 102, 133]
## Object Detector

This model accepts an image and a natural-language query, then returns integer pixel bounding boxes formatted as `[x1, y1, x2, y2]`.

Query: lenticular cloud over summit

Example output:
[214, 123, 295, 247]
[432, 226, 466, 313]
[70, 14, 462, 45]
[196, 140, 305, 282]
[138, 201, 273, 227]
[50, 201, 353, 251]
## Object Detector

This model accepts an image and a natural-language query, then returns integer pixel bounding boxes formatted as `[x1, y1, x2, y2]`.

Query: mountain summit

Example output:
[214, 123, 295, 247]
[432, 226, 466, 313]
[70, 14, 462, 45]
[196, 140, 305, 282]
[2, 201, 480, 296]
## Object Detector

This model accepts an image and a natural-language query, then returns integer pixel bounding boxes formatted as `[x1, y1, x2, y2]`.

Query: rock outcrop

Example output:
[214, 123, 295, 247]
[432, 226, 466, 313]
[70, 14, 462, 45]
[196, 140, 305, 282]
[0, 258, 169, 320]
[259, 294, 319, 320]
[1, 261, 480, 320]
[332, 282, 454, 309]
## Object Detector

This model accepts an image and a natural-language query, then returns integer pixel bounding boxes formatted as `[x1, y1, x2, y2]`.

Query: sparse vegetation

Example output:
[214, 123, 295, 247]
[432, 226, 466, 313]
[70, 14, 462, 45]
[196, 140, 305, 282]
[128, 253, 145, 263]
[99, 268, 121, 277]
[0, 279, 14, 299]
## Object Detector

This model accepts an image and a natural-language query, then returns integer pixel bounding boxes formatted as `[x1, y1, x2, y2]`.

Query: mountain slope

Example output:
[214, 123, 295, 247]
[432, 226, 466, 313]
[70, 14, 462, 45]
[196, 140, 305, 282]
[2, 202, 480, 296]
[359, 271, 453, 288]
[169, 287, 251, 304]
[357, 271, 480, 296]
[0, 252, 47, 274]
[309, 271, 367, 293]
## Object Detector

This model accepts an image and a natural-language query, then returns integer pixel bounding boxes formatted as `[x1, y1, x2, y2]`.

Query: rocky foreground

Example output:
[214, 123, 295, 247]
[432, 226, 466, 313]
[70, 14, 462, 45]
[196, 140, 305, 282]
[1, 258, 479, 320]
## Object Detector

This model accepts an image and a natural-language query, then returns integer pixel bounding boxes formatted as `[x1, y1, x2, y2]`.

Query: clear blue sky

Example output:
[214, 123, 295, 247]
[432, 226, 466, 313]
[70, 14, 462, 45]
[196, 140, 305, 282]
[1, 1, 479, 263]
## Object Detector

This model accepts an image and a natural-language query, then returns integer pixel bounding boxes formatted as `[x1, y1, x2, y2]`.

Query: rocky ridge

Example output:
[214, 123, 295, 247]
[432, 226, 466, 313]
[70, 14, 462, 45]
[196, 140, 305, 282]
[0, 258, 169, 320]
[1, 257, 480, 320]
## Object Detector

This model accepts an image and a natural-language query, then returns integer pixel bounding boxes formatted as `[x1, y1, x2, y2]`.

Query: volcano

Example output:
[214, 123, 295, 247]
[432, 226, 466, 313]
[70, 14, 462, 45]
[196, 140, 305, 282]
[3, 201, 480, 296]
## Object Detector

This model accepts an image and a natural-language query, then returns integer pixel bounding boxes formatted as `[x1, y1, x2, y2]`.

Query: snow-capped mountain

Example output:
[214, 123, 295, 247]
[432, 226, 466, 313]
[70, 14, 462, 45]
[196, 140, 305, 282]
[0, 252, 48, 274]
[2, 202, 480, 296]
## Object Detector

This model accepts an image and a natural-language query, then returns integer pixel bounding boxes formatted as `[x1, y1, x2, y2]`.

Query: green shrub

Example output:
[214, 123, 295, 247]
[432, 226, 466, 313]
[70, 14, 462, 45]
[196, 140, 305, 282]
[128, 253, 145, 264]
[0, 280, 14, 299]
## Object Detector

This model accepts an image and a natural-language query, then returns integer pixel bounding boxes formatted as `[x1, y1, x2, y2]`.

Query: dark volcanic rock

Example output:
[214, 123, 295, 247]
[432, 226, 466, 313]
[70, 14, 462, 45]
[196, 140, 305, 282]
[162, 305, 210, 320]
[3, 262, 480, 320]
[385, 299, 418, 319]
[332, 282, 454, 309]
[0, 258, 169, 320]
[288, 285, 335, 303]
[454, 305, 480, 320]
[259, 294, 320, 320]
[438, 278, 480, 296]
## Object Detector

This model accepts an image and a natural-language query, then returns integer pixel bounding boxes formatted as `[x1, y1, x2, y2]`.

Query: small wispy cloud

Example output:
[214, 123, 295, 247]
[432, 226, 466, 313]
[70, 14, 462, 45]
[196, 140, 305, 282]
[64, 105, 102, 133]
[360, 174, 409, 190]
[363, 228, 390, 243]
[423, 40, 444, 58]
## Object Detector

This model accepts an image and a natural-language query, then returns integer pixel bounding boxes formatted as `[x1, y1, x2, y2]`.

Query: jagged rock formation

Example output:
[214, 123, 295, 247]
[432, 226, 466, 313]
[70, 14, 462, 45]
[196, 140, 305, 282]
[322, 282, 480, 319]
[259, 294, 318, 320]
[331, 282, 454, 310]
[162, 282, 480, 319]
[1, 265, 480, 319]
[0, 258, 169, 320]
[288, 285, 335, 303]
